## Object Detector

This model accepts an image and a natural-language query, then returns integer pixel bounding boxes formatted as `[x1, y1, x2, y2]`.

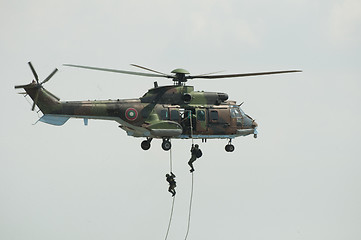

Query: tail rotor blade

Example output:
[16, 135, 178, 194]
[28, 62, 39, 83]
[41, 68, 58, 85]
[31, 101, 36, 111]
[15, 84, 30, 89]
[31, 91, 39, 111]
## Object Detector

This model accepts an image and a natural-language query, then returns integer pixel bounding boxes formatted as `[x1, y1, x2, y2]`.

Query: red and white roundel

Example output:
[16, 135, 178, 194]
[125, 108, 138, 121]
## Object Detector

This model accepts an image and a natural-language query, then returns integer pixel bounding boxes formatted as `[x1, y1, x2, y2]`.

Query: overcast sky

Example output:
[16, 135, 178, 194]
[1, 0, 361, 239]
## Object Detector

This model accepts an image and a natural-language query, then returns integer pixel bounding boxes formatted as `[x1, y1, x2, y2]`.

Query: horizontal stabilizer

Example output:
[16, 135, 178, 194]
[39, 114, 70, 126]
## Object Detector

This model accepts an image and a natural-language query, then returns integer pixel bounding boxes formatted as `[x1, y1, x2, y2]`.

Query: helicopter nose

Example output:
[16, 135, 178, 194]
[252, 120, 258, 128]
[252, 120, 258, 138]
[242, 114, 254, 128]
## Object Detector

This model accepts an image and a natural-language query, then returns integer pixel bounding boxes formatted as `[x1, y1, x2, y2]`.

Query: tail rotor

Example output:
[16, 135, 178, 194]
[15, 62, 58, 111]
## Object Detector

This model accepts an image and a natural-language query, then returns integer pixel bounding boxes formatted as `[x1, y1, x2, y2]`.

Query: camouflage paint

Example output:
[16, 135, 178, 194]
[17, 82, 257, 139]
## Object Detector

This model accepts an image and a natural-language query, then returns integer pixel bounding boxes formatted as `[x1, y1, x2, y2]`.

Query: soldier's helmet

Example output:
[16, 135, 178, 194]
[166, 174, 170, 177]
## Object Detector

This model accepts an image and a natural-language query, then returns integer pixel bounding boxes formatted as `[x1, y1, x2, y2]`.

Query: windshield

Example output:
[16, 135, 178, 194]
[230, 106, 244, 118]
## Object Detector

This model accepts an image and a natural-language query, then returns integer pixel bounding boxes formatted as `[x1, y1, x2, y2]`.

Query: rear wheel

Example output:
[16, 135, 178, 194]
[162, 139, 172, 151]
[141, 139, 151, 150]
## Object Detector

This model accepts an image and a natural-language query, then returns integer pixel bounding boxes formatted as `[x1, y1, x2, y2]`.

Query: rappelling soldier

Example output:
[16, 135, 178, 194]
[188, 144, 202, 172]
[166, 172, 176, 197]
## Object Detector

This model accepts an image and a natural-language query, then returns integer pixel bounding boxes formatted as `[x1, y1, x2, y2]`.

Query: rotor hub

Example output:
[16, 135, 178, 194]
[171, 69, 189, 84]
[171, 68, 190, 74]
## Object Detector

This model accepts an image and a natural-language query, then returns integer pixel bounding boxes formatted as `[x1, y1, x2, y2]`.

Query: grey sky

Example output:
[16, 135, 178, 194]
[1, 0, 361, 239]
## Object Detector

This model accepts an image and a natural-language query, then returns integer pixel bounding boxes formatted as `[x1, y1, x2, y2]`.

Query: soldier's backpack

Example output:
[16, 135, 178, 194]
[196, 149, 202, 158]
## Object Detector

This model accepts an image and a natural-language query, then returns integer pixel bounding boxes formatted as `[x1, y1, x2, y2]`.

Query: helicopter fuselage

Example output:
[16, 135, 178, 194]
[20, 82, 258, 149]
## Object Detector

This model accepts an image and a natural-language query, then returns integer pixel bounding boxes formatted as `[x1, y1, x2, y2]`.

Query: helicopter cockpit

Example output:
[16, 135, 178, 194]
[230, 105, 256, 129]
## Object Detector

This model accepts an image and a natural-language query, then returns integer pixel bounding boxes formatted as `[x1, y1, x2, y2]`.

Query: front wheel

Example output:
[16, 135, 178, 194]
[225, 144, 235, 152]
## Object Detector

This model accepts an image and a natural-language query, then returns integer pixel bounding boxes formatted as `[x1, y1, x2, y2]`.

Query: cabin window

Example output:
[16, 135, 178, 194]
[197, 110, 206, 121]
[170, 110, 179, 121]
[210, 110, 218, 121]
[160, 109, 168, 120]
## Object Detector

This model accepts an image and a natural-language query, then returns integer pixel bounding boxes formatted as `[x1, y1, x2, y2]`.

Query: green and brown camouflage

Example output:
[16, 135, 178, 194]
[16, 81, 258, 142]
[16, 62, 306, 151]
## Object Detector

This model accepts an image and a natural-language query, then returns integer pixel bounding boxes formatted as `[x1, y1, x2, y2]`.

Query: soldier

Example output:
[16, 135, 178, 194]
[166, 172, 176, 197]
[188, 144, 202, 172]
[181, 109, 196, 136]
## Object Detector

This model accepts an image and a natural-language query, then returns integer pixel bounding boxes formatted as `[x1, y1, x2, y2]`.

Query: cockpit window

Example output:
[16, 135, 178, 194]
[230, 107, 242, 118]
[239, 108, 245, 116]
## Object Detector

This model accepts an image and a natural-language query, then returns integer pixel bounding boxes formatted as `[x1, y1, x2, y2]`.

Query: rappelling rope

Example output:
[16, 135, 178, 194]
[169, 142, 173, 172]
[184, 110, 195, 240]
[165, 144, 175, 240]
[164, 195, 175, 240]
[189, 110, 194, 145]
[166, 112, 196, 240]
[184, 172, 194, 240]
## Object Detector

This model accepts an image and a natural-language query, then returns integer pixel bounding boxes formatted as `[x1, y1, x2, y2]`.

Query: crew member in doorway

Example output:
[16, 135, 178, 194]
[188, 144, 202, 172]
[166, 172, 177, 197]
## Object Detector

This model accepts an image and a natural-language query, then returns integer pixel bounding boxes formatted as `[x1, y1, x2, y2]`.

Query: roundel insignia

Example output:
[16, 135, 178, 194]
[125, 108, 138, 121]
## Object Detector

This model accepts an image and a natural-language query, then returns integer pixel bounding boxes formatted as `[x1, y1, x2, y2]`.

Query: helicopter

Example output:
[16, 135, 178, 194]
[15, 62, 301, 152]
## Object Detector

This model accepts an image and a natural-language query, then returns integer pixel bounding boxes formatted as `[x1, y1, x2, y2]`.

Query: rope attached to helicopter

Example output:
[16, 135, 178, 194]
[184, 111, 195, 240]
[164, 195, 175, 240]
[165, 112, 197, 240]
[169, 144, 173, 173]
[190, 110, 195, 146]
[184, 172, 194, 240]
[164, 145, 175, 240]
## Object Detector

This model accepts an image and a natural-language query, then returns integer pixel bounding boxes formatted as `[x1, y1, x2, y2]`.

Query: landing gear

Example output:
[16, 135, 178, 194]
[254, 127, 258, 138]
[225, 139, 235, 152]
[162, 138, 172, 151]
[141, 138, 172, 151]
[141, 138, 152, 150]
[225, 144, 235, 152]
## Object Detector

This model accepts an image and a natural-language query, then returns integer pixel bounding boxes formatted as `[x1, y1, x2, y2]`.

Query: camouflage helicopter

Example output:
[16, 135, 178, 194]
[15, 62, 301, 152]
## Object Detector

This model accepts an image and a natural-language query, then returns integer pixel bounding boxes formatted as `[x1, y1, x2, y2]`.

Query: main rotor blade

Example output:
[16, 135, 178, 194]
[28, 62, 39, 82]
[41, 68, 58, 85]
[63, 64, 168, 78]
[188, 70, 302, 79]
[191, 70, 225, 77]
[130, 64, 172, 77]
